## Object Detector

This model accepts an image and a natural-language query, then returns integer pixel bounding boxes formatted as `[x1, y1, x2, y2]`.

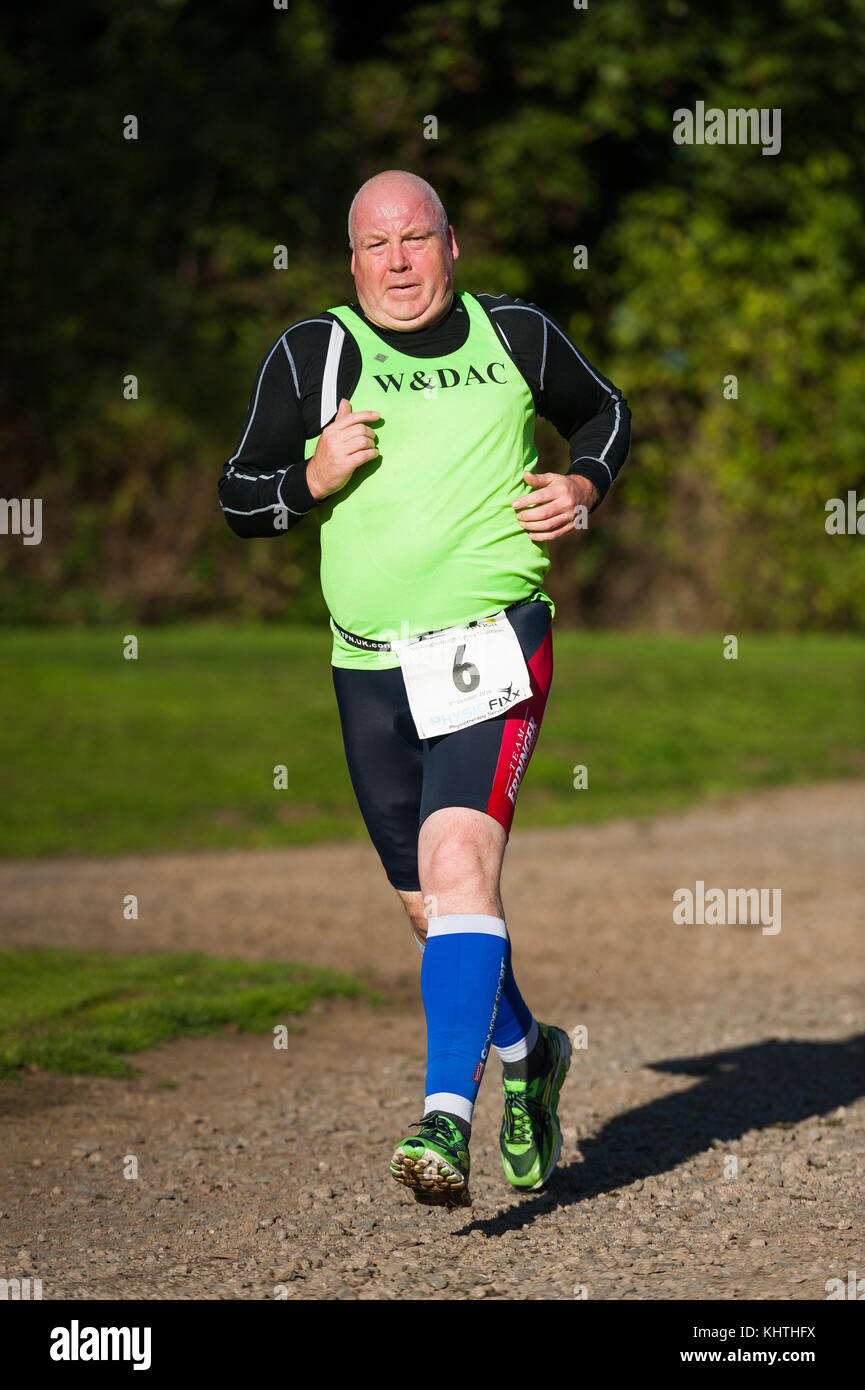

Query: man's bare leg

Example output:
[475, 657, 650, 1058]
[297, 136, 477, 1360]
[418, 805, 506, 912]
[395, 889, 428, 949]
[397, 806, 506, 946]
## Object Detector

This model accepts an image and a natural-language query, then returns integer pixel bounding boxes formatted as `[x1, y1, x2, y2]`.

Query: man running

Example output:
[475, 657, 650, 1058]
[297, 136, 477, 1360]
[219, 170, 630, 1209]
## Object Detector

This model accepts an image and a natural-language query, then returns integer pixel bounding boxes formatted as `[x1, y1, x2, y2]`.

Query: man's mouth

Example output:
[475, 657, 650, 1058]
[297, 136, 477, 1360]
[387, 283, 419, 292]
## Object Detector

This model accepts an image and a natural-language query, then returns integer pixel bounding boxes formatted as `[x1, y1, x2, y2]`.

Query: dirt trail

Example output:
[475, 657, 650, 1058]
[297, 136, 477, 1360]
[1, 781, 863, 1300]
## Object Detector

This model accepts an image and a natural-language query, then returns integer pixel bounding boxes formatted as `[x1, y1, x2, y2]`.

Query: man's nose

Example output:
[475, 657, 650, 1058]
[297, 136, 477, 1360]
[386, 239, 410, 269]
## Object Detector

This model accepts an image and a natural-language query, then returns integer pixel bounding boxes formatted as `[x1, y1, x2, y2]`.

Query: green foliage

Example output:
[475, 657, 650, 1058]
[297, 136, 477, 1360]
[1, 626, 862, 857]
[2, 1, 864, 627]
[0, 947, 376, 1082]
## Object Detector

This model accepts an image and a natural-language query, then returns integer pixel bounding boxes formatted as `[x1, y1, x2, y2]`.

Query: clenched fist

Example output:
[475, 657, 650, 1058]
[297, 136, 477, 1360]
[306, 397, 381, 501]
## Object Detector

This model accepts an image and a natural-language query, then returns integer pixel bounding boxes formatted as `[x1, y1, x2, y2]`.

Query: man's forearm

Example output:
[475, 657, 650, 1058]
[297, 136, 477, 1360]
[566, 394, 632, 508]
[219, 330, 322, 538]
[218, 459, 318, 539]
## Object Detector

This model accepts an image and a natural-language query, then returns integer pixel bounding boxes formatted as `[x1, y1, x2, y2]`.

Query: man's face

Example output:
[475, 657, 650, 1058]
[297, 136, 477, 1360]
[350, 188, 459, 331]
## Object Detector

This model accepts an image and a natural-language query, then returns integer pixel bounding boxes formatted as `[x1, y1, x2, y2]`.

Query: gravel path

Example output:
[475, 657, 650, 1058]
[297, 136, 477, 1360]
[1, 780, 862, 1300]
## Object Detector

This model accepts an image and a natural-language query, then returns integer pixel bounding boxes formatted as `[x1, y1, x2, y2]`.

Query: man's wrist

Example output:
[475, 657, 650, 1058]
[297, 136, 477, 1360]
[278, 460, 322, 513]
[304, 458, 326, 502]
[566, 459, 607, 510]
[566, 473, 599, 509]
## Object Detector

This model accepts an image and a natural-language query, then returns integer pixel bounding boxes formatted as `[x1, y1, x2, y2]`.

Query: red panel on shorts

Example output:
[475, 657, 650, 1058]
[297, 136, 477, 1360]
[485, 626, 553, 834]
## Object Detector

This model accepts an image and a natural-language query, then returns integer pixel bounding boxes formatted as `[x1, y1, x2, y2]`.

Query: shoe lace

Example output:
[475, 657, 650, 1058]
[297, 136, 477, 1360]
[503, 1092, 547, 1146]
[411, 1113, 460, 1148]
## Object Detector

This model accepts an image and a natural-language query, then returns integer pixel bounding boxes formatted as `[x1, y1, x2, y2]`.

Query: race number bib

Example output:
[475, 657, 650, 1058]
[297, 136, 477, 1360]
[392, 611, 531, 739]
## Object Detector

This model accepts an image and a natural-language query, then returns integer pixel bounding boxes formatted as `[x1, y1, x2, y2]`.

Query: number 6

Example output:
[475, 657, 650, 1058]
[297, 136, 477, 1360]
[452, 643, 480, 692]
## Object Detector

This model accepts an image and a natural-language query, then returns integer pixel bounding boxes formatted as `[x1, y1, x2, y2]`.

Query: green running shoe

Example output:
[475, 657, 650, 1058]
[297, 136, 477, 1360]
[500, 1023, 572, 1190]
[390, 1113, 472, 1208]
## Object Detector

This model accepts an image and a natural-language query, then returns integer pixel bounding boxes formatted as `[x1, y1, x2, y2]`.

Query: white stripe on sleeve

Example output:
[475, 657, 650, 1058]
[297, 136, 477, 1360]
[319, 319, 346, 429]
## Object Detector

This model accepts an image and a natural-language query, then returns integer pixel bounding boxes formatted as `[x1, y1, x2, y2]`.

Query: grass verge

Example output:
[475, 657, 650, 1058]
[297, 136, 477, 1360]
[0, 947, 377, 1082]
[1, 625, 863, 855]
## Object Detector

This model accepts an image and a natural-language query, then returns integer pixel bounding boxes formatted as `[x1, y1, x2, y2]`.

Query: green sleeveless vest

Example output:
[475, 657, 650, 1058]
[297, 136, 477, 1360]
[306, 291, 554, 669]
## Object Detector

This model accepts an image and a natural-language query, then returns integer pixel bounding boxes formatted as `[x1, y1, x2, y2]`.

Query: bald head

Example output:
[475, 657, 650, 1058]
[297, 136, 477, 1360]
[348, 170, 448, 248]
[347, 169, 459, 332]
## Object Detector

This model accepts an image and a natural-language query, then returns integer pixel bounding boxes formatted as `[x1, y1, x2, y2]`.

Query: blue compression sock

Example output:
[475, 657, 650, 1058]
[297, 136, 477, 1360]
[421, 914, 508, 1126]
[415, 922, 538, 1064]
[491, 934, 538, 1059]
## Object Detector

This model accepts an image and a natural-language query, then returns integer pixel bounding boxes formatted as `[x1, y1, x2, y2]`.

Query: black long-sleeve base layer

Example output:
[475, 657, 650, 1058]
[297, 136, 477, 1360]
[218, 292, 631, 538]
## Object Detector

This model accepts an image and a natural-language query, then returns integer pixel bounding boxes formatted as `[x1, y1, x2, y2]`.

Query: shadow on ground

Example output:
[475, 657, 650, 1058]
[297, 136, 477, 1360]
[464, 1035, 865, 1235]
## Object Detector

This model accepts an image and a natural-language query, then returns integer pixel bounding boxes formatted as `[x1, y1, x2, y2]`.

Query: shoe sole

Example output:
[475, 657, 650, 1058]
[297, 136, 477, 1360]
[390, 1144, 472, 1209]
[503, 1024, 573, 1192]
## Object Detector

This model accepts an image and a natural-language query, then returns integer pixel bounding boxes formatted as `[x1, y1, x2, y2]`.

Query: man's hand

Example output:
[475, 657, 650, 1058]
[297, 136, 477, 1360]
[306, 397, 381, 500]
[512, 470, 599, 542]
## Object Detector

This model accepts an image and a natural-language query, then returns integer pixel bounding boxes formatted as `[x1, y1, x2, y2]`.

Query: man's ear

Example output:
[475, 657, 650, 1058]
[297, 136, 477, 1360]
[449, 227, 460, 261]
[350, 248, 356, 276]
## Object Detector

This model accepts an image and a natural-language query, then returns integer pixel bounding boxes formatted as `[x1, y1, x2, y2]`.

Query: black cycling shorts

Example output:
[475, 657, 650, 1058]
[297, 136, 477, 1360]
[331, 598, 553, 892]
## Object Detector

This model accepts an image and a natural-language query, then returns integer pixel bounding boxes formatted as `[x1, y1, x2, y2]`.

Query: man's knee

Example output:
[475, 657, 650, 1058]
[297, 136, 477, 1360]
[415, 809, 506, 916]
[422, 836, 488, 896]
[420, 810, 503, 895]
